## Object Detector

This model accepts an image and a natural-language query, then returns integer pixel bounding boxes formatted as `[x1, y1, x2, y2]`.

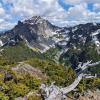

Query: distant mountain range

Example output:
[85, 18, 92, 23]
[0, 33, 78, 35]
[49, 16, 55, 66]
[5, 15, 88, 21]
[0, 16, 100, 53]
[0, 16, 100, 100]
[0, 16, 60, 52]
[0, 16, 100, 71]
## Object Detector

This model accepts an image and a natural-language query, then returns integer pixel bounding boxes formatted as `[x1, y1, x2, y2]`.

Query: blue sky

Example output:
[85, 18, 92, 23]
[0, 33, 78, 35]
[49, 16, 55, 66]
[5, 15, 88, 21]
[0, 0, 100, 30]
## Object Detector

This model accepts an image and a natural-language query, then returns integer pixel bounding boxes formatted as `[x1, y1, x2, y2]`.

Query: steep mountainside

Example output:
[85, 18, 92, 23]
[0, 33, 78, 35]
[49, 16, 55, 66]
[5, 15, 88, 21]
[0, 16, 100, 70]
[0, 16, 100, 100]
[0, 16, 100, 54]
[0, 16, 60, 52]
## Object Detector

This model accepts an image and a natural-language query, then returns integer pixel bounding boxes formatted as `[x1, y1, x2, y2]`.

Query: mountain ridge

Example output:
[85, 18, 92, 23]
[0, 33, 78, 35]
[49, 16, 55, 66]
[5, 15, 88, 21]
[0, 16, 100, 100]
[0, 16, 100, 62]
[0, 16, 100, 53]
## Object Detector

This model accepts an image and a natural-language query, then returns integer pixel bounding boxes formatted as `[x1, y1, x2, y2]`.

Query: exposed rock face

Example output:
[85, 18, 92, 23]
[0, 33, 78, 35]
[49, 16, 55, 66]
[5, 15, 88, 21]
[0, 16, 100, 53]
[0, 17, 100, 77]
[12, 63, 47, 79]
[55, 23, 100, 50]
[23, 16, 58, 37]
[0, 16, 59, 52]
[4, 73, 14, 82]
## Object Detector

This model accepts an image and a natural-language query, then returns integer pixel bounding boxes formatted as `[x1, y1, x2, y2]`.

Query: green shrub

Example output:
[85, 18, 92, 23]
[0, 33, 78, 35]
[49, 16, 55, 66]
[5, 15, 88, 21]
[28, 95, 42, 100]
[0, 92, 9, 100]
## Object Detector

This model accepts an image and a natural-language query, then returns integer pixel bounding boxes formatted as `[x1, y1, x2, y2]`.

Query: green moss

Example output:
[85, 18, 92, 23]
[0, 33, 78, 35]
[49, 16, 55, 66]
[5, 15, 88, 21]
[78, 78, 100, 93]
[0, 41, 43, 65]
[26, 58, 76, 86]
[28, 95, 42, 100]
[6, 81, 29, 98]
[0, 92, 9, 100]
[43, 47, 60, 62]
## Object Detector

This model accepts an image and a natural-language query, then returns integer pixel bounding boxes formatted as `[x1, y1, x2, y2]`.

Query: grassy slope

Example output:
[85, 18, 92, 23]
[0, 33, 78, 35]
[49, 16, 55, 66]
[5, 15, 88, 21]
[0, 42, 99, 99]
[0, 41, 43, 65]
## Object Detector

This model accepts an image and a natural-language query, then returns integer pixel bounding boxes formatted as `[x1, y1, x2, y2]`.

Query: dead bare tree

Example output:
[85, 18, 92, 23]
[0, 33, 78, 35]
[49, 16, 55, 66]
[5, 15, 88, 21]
[40, 60, 100, 100]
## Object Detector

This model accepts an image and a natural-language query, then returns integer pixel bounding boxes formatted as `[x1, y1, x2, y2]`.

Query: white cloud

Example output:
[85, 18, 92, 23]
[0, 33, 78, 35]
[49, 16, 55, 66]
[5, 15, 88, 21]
[93, 3, 100, 11]
[0, 2, 13, 30]
[67, 4, 88, 19]
[1, 0, 67, 27]
[0, 5, 5, 16]
[0, 21, 15, 31]
[85, 0, 100, 4]
[4, 0, 60, 18]
[62, 0, 100, 25]
[64, 0, 100, 5]
[64, 0, 83, 5]
[0, 0, 100, 30]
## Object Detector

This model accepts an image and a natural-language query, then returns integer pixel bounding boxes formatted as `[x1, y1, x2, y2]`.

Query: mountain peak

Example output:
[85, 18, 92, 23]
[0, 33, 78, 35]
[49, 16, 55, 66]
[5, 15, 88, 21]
[24, 16, 47, 25]
[0, 16, 59, 52]
[0, 16, 100, 53]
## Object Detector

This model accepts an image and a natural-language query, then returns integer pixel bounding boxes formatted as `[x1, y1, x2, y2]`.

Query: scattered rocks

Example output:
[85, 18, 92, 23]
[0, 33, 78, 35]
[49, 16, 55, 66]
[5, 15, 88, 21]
[77, 90, 100, 100]
[4, 73, 13, 82]
[12, 63, 47, 79]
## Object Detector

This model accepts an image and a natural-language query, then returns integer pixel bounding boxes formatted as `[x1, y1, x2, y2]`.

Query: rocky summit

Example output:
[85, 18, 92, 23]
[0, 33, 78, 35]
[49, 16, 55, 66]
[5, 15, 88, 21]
[0, 16, 60, 52]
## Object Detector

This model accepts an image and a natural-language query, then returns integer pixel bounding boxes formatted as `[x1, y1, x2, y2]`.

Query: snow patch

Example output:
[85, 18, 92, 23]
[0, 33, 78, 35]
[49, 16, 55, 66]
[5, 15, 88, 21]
[40, 43, 50, 53]
[93, 22, 97, 26]
[92, 29, 100, 36]
[0, 40, 4, 47]
[51, 32, 57, 35]
[72, 27, 78, 32]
